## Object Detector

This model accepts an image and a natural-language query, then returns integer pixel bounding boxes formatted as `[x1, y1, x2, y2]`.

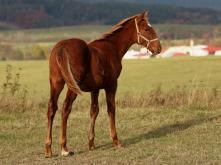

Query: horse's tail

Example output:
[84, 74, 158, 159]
[56, 48, 82, 95]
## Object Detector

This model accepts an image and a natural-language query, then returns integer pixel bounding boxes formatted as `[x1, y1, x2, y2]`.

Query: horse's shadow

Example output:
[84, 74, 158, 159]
[96, 114, 221, 150]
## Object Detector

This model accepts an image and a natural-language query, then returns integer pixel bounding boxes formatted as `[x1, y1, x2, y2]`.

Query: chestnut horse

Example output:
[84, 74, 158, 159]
[45, 11, 161, 157]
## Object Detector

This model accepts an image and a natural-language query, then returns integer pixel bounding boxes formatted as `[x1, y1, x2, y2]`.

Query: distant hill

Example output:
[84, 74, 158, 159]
[146, 0, 221, 10]
[0, 22, 19, 30]
[0, 0, 220, 29]
[83, 0, 221, 10]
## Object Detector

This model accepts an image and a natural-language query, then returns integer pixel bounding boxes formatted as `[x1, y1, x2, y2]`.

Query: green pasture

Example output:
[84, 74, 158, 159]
[0, 57, 221, 97]
[0, 57, 221, 164]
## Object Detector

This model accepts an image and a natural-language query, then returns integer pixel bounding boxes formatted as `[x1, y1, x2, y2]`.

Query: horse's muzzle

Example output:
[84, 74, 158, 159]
[149, 46, 161, 57]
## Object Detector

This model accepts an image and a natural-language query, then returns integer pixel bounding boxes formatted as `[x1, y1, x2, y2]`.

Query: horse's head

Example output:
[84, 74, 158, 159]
[134, 11, 161, 56]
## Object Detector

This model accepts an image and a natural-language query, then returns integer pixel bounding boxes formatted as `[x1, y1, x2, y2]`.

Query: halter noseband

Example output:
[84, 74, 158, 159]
[135, 18, 158, 48]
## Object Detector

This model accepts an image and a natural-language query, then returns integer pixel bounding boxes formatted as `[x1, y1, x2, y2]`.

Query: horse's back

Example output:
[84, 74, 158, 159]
[51, 38, 89, 61]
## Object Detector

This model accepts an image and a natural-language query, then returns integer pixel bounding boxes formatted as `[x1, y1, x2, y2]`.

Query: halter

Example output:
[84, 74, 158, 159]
[135, 18, 158, 48]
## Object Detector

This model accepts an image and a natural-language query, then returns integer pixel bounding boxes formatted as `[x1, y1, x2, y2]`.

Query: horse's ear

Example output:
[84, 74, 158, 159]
[143, 11, 149, 19]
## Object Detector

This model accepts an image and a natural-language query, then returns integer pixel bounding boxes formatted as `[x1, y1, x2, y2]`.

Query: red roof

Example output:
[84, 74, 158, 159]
[203, 46, 221, 54]
[173, 52, 189, 57]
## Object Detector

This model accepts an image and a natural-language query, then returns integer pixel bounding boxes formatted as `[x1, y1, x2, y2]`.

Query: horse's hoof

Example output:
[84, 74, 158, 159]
[89, 141, 96, 151]
[45, 147, 52, 158]
[45, 152, 52, 158]
[89, 144, 96, 151]
[114, 141, 123, 148]
[117, 143, 123, 148]
[61, 150, 74, 157]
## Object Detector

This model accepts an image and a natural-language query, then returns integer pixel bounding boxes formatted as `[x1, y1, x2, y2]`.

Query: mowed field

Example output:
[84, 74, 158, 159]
[0, 57, 221, 164]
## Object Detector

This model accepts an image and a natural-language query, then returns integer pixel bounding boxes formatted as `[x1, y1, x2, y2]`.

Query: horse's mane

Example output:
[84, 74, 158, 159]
[94, 15, 138, 41]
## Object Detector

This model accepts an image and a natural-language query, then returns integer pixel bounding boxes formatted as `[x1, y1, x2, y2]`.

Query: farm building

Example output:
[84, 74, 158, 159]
[124, 48, 151, 59]
[124, 45, 221, 59]
[160, 45, 221, 58]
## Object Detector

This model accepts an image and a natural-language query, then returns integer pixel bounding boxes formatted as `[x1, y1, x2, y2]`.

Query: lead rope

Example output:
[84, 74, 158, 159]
[134, 18, 158, 48]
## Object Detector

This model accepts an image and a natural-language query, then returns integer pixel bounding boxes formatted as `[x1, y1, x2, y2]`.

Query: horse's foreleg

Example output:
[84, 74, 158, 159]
[88, 90, 99, 150]
[45, 80, 64, 158]
[105, 87, 122, 148]
[60, 89, 77, 156]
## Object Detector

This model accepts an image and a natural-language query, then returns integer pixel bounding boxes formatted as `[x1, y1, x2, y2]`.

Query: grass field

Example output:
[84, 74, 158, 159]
[1, 57, 221, 164]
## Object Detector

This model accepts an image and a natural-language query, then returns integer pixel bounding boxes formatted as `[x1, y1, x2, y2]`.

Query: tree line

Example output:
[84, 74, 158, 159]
[0, 0, 221, 29]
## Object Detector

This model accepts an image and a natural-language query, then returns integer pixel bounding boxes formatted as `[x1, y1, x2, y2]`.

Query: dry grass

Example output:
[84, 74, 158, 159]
[117, 85, 221, 110]
[1, 59, 221, 164]
[1, 97, 221, 164]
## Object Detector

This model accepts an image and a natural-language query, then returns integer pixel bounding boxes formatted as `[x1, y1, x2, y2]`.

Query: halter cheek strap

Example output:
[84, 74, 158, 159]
[135, 18, 158, 48]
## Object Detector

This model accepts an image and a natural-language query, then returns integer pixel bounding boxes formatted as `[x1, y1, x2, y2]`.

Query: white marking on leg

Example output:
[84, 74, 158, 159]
[61, 150, 70, 157]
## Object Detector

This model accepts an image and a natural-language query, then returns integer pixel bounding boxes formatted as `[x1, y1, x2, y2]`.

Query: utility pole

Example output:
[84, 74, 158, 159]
[190, 39, 194, 56]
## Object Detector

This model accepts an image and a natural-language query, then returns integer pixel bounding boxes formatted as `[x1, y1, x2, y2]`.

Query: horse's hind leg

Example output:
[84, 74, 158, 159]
[88, 90, 99, 150]
[45, 79, 64, 158]
[60, 89, 77, 156]
[105, 86, 122, 148]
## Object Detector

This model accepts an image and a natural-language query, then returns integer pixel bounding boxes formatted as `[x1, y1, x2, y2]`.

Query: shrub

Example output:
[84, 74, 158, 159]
[0, 65, 29, 112]
[31, 45, 46, 60]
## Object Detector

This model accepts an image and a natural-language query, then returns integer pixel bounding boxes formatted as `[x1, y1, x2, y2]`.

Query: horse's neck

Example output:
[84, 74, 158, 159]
[109, 25, 136, 59]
